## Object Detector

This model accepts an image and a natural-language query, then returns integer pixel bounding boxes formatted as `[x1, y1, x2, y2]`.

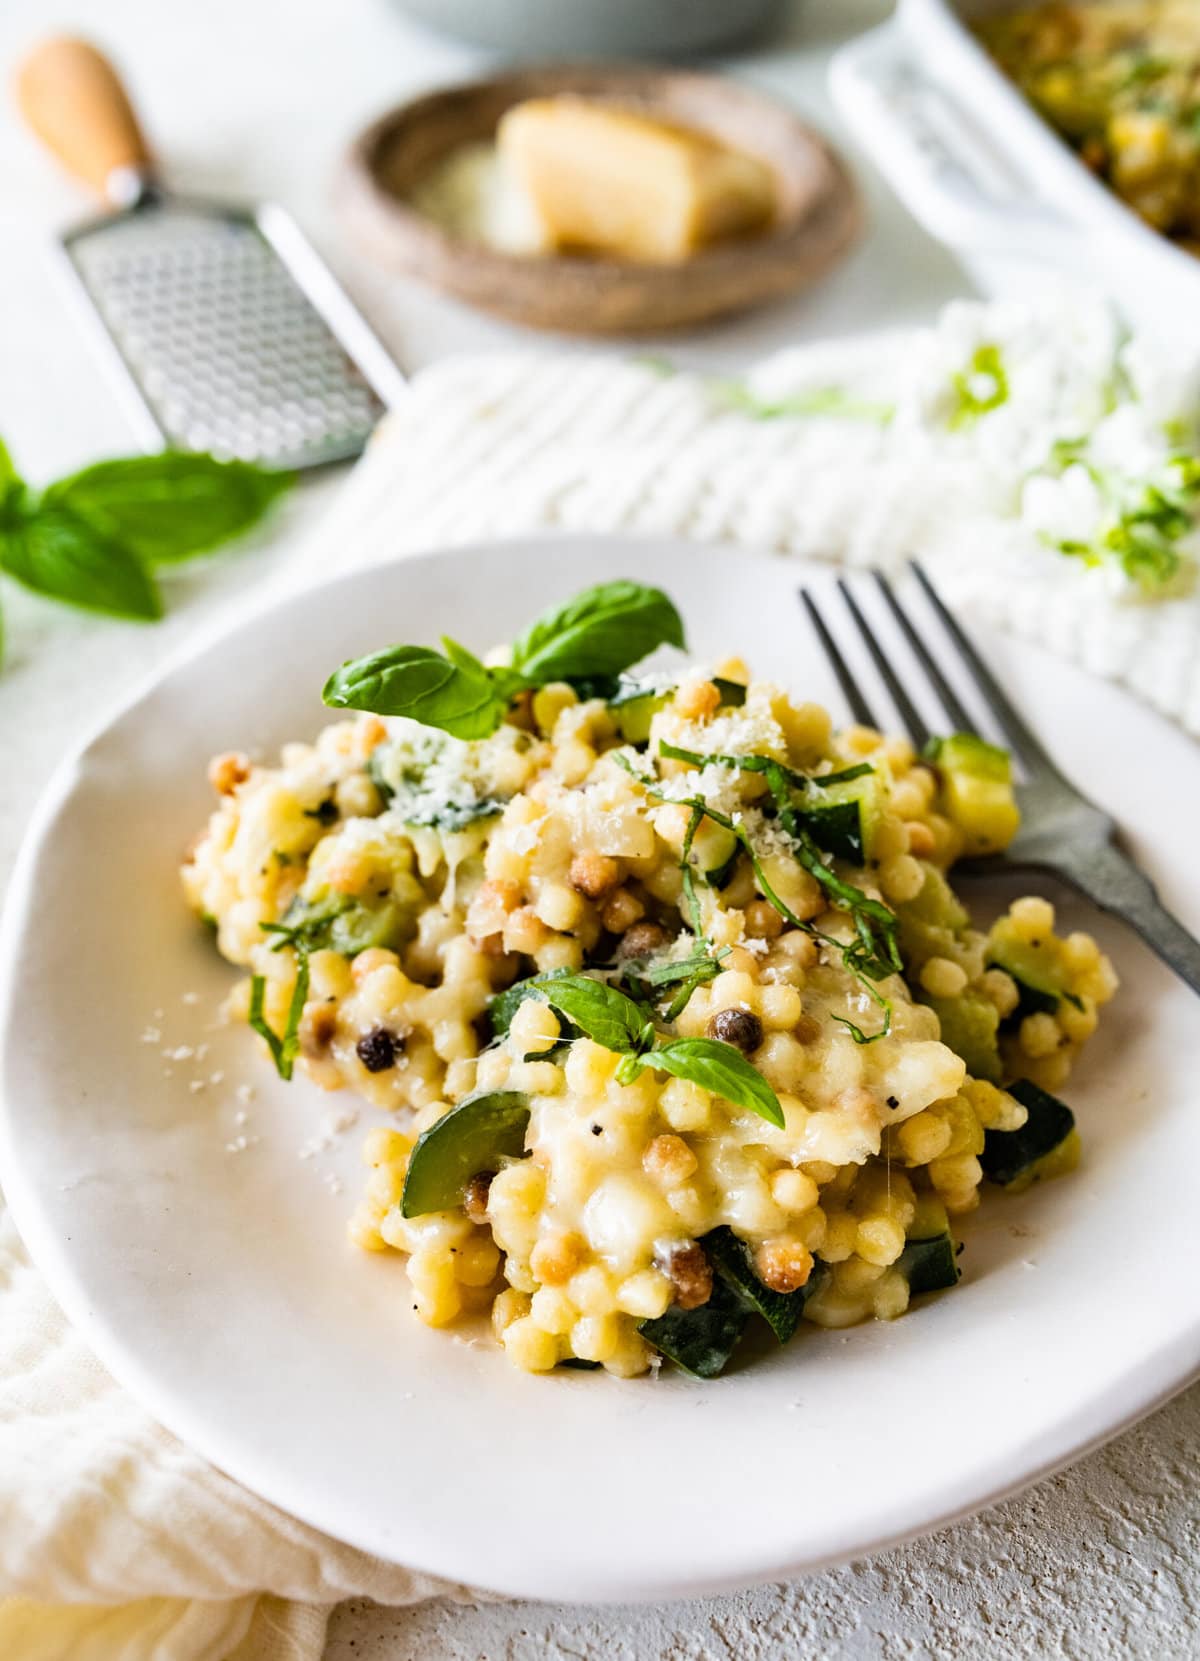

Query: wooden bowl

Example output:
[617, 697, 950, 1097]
[338, 65, 863, 335]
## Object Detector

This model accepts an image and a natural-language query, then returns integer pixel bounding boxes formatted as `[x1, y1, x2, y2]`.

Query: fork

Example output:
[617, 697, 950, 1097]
[799, 564, 1200, 995]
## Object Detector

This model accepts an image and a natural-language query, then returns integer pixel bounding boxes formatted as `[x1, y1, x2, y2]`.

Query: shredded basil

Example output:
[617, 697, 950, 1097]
[248, 944, 309, 1081]
[620, 747, 900, 1043]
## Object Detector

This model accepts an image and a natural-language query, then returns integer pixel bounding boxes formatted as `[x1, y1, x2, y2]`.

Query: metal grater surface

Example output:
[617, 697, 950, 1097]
[64, 202, 388, 471]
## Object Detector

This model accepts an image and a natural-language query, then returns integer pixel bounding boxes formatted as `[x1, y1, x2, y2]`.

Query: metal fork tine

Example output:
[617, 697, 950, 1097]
[872, 571, 978, 736]
[910, 562, 1060, 775]
[799, 588, 878, 727]
[835, 578, 931, 750]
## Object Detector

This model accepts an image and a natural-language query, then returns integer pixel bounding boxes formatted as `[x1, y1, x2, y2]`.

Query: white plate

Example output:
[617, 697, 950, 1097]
[2, 537, 1198, 1601]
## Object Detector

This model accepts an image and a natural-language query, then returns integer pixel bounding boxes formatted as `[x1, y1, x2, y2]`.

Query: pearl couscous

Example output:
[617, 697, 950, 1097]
[183, 581, 1116, 1378]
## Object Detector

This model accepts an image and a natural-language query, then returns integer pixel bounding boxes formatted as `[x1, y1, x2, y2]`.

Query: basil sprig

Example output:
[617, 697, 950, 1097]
[0, 440, 291, 646]
[323, 580, 685, 738]
[527, 972, 784, 1129]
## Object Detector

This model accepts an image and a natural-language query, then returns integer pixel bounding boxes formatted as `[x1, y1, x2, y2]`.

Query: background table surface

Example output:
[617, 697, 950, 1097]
[0, 1, 1195, 1656]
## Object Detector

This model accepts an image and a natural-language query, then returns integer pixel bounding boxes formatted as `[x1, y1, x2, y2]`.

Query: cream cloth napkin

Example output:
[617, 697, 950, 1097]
[5, 295, 1200, 1661]
[0, 1197, 477, 1659]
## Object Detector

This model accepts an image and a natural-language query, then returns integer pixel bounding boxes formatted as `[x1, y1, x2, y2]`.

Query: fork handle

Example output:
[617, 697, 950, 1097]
[15, 36, 154, 207]
[1054, 842, 1200, 997]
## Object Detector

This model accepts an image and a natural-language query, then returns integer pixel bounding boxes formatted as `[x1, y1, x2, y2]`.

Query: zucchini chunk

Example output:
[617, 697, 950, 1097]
[897, 1195, 960, 1296]
[638, 1273, 748, 1379]
[688, 821, 740, 890]
[923, 989, 1003, 1084]
[705, 1225, 813, 1344]
[641, 1228, 824, 1375]
[987, 915, 1083, 1024]
[401, 1089, 530, 1217]
[704, 846, 741, 889]
[269, 892, 414, 957]
[797, 767, 884, 863]
[980, 1078, 1078, 1192]
[896, 866, 971, 970]
[610, 676, 746, 748]
[925, 732, 1020, 856]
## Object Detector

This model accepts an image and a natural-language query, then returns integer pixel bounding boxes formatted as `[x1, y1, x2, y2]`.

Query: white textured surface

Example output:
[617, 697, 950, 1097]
[0, 0, 1196, 1654]
[324, 1385, 1200, 1659]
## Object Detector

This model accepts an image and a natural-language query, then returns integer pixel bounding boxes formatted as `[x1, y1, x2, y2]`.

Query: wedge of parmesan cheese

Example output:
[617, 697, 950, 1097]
[496, 96, 776, 263]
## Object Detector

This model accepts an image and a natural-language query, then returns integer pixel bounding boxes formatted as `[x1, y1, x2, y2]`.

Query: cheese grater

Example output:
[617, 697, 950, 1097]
[16, 37, 406, 472]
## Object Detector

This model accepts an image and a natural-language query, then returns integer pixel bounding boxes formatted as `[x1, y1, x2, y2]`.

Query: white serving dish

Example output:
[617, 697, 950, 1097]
[1, 535, 1199, 1600]
[832, 0, 1200, 342]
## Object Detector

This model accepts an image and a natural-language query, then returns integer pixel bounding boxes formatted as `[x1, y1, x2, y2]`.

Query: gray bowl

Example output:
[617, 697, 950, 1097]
[392, 0, 787, 58]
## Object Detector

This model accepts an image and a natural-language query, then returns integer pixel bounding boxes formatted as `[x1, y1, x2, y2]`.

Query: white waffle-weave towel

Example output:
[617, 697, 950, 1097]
[299, 294, 1200, 736]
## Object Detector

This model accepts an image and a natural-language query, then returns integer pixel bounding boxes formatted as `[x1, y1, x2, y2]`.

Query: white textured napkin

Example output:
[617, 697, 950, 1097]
[297, 298, 1200, 736]
[5, 294, 1200, 1661]
[0, 1202, 482, 1660]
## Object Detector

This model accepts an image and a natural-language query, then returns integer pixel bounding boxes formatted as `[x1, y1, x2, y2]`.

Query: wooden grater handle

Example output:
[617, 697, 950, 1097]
[14, 36, 154, 204]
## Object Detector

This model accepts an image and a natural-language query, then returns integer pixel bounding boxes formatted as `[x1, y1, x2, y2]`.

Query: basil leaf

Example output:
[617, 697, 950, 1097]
[43, 452, 292, 565]
[639, 1037, 784, 1127]
[529, 973, 655, 1055]
[0, 503, 161, 620]
[510, 581, 685, 684]
[323, 643, 504, 739]
[0, 439, 21, 500]
[248, 945, 309, 1081]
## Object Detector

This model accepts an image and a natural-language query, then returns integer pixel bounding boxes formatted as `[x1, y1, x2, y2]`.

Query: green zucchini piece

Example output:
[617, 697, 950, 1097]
[400, 1089, 530, 1217]
[609, 676, 746, 748]
[897, 1232, 960, 1296]
[797, 768, 885, 863]
[980, 1078, 1077, 1191]
[688, 822, 739, 890]
[712, 676, 749, 708]
[639, 1273, 748, 1379]
[896, 866, 970, 973]
[609, 686, 669, 746]
[998, 975, 1060, 1024]
[987, 916, 1083, 1023]
[704, 847, 740, 890]
[924, 733, 1019, 855]
[896, 1195, 960, 1296]
[705, 1225, 813, 1344]
[268, 892, 412, 957]
[923, 990, 1003, 1084]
